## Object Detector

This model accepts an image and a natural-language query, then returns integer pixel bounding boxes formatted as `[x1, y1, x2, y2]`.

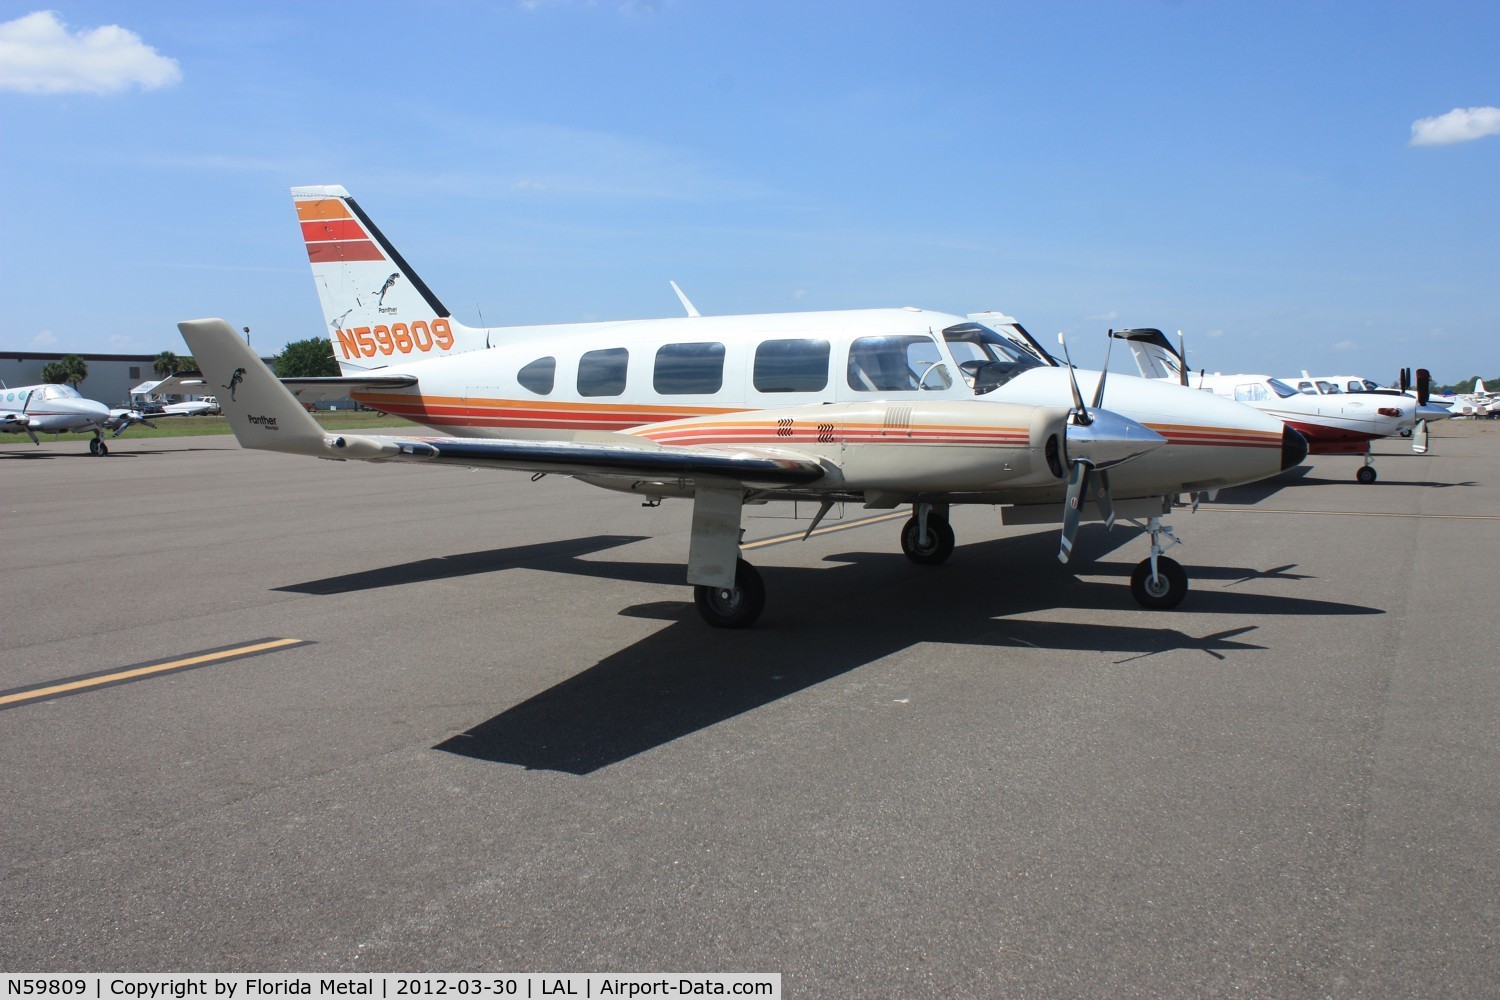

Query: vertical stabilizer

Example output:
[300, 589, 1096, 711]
[291, 185, 487, 373]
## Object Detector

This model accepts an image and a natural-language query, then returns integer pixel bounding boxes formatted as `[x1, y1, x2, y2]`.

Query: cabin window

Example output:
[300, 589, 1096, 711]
[847, 335, 947, 392]
[517, 357, 555, 395]
[578, 348, 629, 397]
[653, 342, 725, 395]
[754, 339, 830, 392]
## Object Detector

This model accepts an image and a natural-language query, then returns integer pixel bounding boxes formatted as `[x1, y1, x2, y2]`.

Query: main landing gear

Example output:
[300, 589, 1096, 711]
[900, 503, 954, 565]
[1357, 456, 1377, 484]
[693, 558, 765, 629]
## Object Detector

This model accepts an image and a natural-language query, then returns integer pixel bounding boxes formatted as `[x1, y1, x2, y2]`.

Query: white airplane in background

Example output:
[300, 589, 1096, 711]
[1433, 378, 1497, 418]
[0, 381, 154, 455]
[1284, 370, 1454, 440]
[1111, 328, 1431, 484]
[178, 185, 1306, 627]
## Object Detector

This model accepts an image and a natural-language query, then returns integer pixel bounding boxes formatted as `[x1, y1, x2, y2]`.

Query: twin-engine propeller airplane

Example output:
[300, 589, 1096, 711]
[176, 185, 1306, 627]
[0, 382, 169, 454]
[2, 382, 114, 452]
[1111, 328, 1433, 484]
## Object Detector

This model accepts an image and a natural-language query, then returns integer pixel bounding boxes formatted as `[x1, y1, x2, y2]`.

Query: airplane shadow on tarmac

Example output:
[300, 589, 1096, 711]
[1211, 464, 1476, 503]
[272, 522, 1383, 775]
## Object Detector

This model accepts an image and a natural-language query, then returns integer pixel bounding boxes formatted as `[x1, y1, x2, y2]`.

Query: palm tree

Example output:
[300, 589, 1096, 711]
[58, 354, 88, 388]
[153, 350, 181, 377]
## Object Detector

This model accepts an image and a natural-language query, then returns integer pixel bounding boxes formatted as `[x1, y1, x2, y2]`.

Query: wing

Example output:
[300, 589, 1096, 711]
[177, 318, 825, 490]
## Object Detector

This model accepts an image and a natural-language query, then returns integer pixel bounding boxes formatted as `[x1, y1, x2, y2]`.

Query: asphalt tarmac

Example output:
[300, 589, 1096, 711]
[3, 422, 1498, 995]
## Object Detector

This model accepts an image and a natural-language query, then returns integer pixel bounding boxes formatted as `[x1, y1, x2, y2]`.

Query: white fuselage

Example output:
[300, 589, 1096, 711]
[1186, 372, 1410, 454]
[0, 383, 111, 437]
[337, 307, 1296, 503]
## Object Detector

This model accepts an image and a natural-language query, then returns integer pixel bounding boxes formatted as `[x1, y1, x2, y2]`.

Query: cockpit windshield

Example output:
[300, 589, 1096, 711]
[941, 323, 1048, 395]
[36, 384, 82, 400]
[1266, 378, 1300, 399]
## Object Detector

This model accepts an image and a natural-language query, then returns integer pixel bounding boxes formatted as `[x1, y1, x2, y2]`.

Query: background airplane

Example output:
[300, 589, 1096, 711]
[2, 382, 117, 454]
[1112, 328, 1430, 483]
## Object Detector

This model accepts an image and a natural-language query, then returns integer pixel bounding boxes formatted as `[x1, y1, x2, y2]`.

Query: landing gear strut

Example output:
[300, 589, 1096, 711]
[1129, 515, 1188, 609]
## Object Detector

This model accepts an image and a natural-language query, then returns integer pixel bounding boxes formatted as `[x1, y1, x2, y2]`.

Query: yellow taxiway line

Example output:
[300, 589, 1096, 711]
[0, 638, 312, 711]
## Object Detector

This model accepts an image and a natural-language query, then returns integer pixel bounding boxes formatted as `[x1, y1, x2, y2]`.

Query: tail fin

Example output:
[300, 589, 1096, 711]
[176, 319, 329, 456]
[291, 185, 487, 372]
[1110, 328, 1186, 382]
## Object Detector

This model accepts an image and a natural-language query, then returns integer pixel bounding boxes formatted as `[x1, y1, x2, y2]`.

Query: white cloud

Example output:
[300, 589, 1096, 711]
[0, 11, 181, 95]
[1409, 106, 1500, 147]
[30, 330, 57, 349]
[1332, 340, 1358, 352]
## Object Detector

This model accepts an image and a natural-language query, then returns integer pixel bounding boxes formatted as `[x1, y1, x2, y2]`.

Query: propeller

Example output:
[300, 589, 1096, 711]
[1177, 330, 1189, 387]
[1412, 368, 1431, 455]
[1055, 331, 1163, 564]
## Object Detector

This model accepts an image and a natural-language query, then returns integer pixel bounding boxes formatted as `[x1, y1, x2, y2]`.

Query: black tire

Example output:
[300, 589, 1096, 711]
[97, 440, 108, 456]
[1356, 465, 1377, 484]
[1130, 556, 1188, 610]
[900, 514, 955, 565]
[694, 558, 766, 629]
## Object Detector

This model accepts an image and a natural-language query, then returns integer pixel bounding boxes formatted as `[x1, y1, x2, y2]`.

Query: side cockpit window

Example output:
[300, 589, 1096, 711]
[517, 357, 555, 395]
[847, 335, 948, 392]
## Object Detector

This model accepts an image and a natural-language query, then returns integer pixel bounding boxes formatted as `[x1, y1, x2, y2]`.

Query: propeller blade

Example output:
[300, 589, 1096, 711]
[1091, 331, 1113, 410]
[1412, 419, 1428, 455]
[1416, 368, 1431, 407]
[1177, 330, 1189, 387]
[1057, 332, 1089, 423]
[1058, 462, 1090, 564]
[26, 427, 40, 445]
[1094, 468, 1115, 530]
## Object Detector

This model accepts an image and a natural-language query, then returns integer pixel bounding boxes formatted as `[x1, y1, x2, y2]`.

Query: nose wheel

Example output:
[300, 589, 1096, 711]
[89, 435, 109, 456]
[1128, 514, 1188, 609]
[1131, 556, 1187, 609]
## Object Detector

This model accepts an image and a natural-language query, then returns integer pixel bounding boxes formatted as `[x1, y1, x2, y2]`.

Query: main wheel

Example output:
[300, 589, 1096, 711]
[694, 559, 766, 629]
[1356, 465, 1377, 484]
[1130, 556, 1188, 610]
[900, 514, 955, 565]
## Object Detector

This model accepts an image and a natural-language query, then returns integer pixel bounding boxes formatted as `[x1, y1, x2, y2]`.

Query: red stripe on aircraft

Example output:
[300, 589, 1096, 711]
[301, 219, 367, 243]
[307, 240, 386, 263]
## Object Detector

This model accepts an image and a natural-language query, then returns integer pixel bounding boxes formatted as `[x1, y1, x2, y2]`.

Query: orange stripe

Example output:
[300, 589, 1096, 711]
[295, 197, 352, 222]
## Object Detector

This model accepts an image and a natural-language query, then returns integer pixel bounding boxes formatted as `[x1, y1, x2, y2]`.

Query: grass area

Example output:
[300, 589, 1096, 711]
[3, 410, 418, 443]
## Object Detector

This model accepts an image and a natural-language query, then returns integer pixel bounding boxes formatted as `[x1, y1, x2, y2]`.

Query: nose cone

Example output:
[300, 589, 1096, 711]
[1066, 408, 1168, 470]
[84, 399, 110, 421]
[1281, 424, 1308, 471]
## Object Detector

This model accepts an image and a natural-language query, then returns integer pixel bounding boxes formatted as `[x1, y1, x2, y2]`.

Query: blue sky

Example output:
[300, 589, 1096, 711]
[2, 1, 1496, 383]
